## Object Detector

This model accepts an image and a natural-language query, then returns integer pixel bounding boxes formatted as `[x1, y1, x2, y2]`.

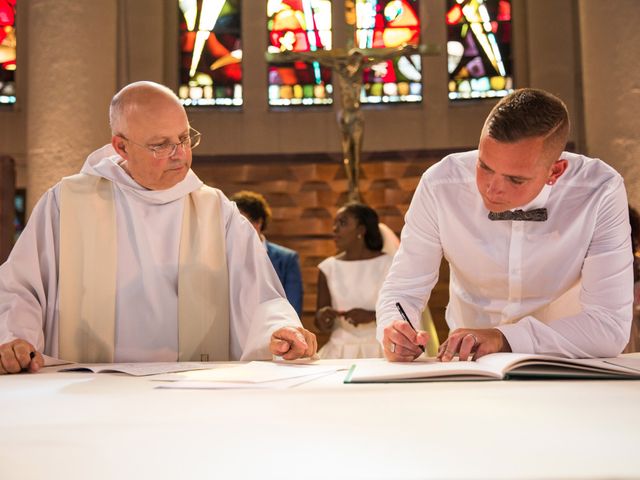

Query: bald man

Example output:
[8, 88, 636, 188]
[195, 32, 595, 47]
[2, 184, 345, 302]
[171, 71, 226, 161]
[0, 81, 316, 374]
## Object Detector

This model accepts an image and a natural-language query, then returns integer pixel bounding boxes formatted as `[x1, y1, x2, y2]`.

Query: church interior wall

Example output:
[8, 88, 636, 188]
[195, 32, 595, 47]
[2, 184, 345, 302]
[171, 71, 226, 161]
[1, 0, 590, 194]
[2, 1, 637, 201]
[0, 0, 638, 343]
[578, 0, 640, 208]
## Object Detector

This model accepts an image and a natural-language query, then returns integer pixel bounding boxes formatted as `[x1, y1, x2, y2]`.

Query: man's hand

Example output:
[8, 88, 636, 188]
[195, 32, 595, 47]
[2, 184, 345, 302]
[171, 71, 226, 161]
[270, 326, 318, 360]
[437, 328, 511, 362]
[314, 306, 341, 333]
[0, 339, 44, 374]
[383, 320, 429, 362]
[344, 308, 375, 326]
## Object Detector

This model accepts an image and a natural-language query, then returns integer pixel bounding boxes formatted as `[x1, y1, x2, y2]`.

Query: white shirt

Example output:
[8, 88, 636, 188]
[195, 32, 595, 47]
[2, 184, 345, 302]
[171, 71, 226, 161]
[0, 145, 300, 361]
[376, 150, 634, 358]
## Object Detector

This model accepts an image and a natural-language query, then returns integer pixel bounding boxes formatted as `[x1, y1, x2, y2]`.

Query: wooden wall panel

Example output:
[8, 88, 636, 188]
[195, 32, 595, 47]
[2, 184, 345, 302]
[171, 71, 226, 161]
[193, 150, 453, 344]
[0, 156, 16, 264]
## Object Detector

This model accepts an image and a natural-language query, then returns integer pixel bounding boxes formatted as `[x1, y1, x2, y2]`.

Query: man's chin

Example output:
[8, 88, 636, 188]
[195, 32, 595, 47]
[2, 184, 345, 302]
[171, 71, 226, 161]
[168, 165, 189, 179]
[155, 169, 188, 190]
[483, 200, 510, 213]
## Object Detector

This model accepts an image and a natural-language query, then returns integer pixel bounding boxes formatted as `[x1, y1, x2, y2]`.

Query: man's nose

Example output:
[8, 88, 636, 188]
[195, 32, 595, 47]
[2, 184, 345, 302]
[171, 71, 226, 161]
[486, 176, 504, 195]
[170, 142, 188, 160]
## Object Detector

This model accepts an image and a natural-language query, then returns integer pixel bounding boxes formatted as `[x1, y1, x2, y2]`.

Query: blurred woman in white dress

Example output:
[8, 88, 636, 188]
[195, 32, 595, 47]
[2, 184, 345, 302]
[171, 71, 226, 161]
[315, 203, 393, 358]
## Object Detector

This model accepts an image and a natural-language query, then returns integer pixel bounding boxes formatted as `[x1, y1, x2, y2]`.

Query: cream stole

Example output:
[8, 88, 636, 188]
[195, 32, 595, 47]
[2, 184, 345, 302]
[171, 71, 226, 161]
[58, 174, 229, 363]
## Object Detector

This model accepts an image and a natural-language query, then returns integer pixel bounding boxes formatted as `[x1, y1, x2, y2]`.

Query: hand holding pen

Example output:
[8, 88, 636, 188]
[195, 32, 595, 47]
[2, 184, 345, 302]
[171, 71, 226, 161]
[382, 302, 429, 362]
[395, 303, 425, 354]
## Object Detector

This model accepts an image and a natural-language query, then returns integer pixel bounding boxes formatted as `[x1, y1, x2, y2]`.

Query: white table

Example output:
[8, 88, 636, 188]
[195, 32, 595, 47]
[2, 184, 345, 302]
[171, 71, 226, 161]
[1, 360, 639, 479]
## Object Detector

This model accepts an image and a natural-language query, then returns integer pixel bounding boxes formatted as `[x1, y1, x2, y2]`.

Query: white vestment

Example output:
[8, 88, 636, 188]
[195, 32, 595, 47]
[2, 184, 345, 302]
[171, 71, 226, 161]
[0, 145, 301, 361]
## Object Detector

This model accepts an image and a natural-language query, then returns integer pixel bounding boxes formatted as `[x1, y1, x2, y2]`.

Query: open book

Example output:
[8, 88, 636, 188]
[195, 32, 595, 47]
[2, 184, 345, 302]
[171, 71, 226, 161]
[344, 353, 640, 383]
[59, 362, 218, 376]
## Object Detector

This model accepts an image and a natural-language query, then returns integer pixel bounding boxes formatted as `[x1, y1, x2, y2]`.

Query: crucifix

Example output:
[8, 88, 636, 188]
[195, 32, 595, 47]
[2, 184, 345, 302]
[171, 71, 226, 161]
[266, 5, 440, 202]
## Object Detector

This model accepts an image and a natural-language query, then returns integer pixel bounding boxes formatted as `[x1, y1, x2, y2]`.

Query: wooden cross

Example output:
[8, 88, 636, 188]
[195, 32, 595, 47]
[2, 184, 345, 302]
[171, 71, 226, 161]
[267, 8, 440, 202]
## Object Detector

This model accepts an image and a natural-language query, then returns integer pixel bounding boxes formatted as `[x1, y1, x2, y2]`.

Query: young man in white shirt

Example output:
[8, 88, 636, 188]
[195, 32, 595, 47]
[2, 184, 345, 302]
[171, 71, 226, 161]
[377, 88, 633, 362]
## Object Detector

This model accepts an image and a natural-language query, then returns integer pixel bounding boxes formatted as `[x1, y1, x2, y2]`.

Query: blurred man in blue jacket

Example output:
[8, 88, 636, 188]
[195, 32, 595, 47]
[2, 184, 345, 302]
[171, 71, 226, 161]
[230, 191, 304, 318]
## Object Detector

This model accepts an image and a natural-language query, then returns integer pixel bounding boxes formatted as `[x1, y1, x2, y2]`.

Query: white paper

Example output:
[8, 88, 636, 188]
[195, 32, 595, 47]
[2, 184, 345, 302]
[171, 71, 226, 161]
[154, 361, 346, 383]
[155, 371, 336, 390]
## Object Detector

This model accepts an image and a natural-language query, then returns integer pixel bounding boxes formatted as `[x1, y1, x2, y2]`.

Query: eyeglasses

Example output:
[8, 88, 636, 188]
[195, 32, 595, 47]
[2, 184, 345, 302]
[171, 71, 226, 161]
[120, 128, 201, 159]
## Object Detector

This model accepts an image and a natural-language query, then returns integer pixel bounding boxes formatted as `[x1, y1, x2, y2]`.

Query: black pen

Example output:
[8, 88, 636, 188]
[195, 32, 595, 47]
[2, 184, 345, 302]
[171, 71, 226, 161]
[395, 302, 425, 353]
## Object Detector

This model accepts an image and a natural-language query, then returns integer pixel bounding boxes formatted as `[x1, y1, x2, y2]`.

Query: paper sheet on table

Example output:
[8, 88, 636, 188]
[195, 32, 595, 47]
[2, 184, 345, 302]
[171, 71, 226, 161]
[156, 371, 336, 390]
[153, 361, 347, 384]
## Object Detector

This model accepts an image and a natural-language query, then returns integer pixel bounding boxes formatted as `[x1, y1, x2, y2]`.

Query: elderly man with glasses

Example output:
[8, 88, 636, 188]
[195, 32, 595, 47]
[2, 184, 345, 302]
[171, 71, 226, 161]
[0, 81, 317, 374]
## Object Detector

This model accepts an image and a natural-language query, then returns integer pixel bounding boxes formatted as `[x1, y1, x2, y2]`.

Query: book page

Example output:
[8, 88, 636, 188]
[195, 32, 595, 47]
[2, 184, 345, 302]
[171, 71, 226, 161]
[344, 357, 504, 383]
[479, 353, 640, 378]
[59, 362, 219, 376]
[603, 356, 640, 373]
[345, 354, 640, 383]
[475, 352, 550, 373]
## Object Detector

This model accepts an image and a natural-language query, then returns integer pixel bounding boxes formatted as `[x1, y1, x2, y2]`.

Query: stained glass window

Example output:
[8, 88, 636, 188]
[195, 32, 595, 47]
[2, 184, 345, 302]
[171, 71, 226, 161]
[267, 0, 333, 106]
[178, 0, 242, 107]
[355, 0, 422, 104]
[447, 0, 513, 100]
[0, 0, 16, 105]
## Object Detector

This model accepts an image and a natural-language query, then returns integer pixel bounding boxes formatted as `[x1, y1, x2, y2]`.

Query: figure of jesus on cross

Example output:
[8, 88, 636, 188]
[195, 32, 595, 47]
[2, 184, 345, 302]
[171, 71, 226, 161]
[267, 44, 439, 201]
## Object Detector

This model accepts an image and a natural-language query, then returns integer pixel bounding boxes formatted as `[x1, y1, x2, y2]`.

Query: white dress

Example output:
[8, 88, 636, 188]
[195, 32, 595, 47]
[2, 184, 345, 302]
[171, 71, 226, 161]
[318, 254, 393, 358]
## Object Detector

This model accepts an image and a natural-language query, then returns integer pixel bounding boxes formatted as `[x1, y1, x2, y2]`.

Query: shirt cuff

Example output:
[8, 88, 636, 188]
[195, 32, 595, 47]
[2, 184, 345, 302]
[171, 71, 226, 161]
[495, 319, 536, 354]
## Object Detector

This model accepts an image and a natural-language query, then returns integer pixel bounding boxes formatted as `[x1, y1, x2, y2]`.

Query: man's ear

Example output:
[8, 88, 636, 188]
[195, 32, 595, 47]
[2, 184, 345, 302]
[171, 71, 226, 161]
[548, 158, 568, 185]
[111, 135, 128, 159]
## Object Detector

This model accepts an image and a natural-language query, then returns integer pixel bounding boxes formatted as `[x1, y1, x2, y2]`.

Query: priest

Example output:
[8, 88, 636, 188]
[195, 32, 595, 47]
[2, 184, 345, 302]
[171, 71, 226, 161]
[0, 81, 317, 374]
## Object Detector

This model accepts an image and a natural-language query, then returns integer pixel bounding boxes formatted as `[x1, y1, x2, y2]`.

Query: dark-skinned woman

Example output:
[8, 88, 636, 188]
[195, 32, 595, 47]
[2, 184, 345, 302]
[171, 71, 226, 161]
[315, 202, 393, 358]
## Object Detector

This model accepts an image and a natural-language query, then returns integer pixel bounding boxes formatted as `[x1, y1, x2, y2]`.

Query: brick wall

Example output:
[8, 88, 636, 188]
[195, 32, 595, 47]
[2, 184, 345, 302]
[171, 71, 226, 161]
[0, 156, 15, 264]
[193, 149, 456, 345]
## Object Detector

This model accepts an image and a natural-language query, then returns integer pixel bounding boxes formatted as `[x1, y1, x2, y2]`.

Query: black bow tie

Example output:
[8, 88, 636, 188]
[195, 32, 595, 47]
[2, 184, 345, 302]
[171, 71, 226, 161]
[488, 208, 548, 222]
